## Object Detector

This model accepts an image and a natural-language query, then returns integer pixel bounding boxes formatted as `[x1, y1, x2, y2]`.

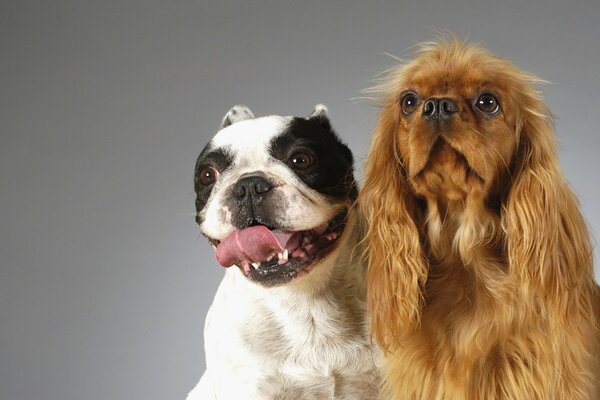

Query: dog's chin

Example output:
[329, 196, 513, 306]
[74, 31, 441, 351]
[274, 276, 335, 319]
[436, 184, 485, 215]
[211, 210, 349, 288]
[410, 138, 485, 197]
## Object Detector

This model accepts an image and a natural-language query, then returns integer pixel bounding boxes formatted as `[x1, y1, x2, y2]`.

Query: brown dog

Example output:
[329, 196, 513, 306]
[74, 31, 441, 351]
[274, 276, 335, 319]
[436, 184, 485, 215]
[360, 40, 600, 399]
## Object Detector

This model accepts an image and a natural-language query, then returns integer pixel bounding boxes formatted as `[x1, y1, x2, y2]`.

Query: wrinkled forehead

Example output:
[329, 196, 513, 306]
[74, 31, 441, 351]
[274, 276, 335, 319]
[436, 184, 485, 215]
[207, 115, 292, 164]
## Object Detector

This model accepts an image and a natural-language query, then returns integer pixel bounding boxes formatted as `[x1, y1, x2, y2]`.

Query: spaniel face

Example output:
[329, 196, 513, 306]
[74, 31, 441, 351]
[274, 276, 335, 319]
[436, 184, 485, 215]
[393, 55, 523, 203]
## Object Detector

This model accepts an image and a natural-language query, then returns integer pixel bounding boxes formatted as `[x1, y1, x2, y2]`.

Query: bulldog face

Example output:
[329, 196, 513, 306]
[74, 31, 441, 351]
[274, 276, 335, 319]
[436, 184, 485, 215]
[194, 105, 357, 287]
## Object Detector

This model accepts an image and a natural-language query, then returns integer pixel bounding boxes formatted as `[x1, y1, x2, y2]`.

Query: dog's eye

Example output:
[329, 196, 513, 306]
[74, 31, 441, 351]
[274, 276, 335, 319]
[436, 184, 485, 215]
[287, 152, 315, 170]
[475, 93, 500, 115]
[197, 166, 219, 186]
[401, 92, 420, 115]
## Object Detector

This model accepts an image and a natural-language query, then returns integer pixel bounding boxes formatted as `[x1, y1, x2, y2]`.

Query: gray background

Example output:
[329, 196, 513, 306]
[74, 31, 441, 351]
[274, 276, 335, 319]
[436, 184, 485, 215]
[1, 1, 599, 399]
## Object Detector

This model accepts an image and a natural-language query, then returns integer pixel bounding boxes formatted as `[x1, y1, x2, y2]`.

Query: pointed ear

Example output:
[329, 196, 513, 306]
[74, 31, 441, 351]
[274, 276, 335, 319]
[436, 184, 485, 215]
[307, 104, 331, 130]
[503, 99, 594, 310]
[220, 105, 255, 128]
[360, 103, 428, 353]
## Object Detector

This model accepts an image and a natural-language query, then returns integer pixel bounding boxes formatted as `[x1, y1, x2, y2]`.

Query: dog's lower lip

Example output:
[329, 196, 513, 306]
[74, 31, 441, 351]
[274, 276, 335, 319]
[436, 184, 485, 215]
[414, 138, 484, 183]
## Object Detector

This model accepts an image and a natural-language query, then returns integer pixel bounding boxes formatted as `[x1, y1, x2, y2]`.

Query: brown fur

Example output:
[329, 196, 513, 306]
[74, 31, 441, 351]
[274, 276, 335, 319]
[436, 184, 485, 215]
[360, 40, 600, 399]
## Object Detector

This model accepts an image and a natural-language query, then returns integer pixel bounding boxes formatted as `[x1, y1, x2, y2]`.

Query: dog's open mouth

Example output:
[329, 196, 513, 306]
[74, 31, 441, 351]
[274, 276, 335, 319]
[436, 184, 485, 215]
[213, 211, 348, 286]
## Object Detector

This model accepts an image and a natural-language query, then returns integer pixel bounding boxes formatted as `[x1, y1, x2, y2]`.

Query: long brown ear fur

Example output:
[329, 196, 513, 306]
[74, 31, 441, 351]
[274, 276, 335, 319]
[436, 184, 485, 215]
[360, 102, 428, 353]
[503, 90, 596, 321]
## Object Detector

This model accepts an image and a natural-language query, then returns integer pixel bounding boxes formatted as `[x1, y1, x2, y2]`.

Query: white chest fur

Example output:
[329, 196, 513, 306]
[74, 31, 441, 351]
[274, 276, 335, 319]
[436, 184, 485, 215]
[189, 249, 379, 399]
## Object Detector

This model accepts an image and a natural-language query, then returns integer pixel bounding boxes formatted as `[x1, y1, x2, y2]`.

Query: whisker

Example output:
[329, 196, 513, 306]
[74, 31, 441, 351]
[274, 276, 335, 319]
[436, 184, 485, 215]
[175, 212, 200, 217]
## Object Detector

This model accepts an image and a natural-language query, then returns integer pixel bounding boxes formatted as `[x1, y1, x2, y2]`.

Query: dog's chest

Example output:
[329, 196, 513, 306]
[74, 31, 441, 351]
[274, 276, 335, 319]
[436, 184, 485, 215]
[242, 302, 377, 398]
[203, 259, 379, 399]
[243, 293, 371, 367]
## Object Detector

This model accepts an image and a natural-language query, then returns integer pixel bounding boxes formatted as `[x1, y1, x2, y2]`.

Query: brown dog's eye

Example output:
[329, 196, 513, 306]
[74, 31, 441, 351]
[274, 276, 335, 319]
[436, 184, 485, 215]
[475, 93, 500, 115]
[401, 92, 420, 115]
[288, 151, 315, 170]
[197, 166, 219, 186]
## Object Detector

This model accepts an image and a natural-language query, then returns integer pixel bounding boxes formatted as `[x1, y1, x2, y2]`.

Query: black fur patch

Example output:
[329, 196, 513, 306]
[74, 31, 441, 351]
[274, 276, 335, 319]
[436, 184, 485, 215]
[194, 145, 234, 222]
[269, 116, 358, 200]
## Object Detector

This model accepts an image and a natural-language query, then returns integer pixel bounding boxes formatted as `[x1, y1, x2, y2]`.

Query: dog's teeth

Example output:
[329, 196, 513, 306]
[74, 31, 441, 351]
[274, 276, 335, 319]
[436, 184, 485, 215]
[277, 249, 289, 265]
[251, 262, 260, 269]
[277, 252, 283, 260]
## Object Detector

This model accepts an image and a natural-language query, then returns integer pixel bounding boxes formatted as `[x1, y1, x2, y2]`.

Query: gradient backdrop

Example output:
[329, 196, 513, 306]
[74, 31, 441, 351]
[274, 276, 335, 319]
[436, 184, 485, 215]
[1, 1, 599, 399]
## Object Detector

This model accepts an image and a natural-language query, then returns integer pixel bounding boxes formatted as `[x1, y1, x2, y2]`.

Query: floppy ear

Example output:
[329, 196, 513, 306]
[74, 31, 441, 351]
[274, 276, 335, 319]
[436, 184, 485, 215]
[220, 105, 255, 128]
[503, 96, 594, 311]
[360, 102, 428, 352]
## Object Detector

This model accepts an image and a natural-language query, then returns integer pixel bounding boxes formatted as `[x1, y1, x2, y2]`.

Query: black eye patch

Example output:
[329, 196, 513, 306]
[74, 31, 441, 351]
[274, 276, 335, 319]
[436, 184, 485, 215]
[269, 117, 357, 200]
[194, 145, 234, 217]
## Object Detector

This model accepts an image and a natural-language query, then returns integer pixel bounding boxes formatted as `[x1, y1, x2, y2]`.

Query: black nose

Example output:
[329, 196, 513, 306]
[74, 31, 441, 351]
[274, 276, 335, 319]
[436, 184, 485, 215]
[233, 175, 272, 199]
[422, 97, 458, 121]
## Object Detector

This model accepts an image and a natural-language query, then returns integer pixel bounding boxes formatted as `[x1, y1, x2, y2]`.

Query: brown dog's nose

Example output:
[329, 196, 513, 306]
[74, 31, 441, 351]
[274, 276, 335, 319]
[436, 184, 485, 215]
[233, 175, 272, 199]
[422, 98, 458, 121]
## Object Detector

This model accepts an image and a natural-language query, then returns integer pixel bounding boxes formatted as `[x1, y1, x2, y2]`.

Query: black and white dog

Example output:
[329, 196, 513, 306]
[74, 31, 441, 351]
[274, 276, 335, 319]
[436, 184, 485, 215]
[187, 105, 379, 399]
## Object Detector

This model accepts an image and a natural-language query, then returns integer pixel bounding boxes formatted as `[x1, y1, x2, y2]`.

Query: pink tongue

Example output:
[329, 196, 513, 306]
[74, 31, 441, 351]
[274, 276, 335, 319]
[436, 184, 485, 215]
[215, 226, 297, 268]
